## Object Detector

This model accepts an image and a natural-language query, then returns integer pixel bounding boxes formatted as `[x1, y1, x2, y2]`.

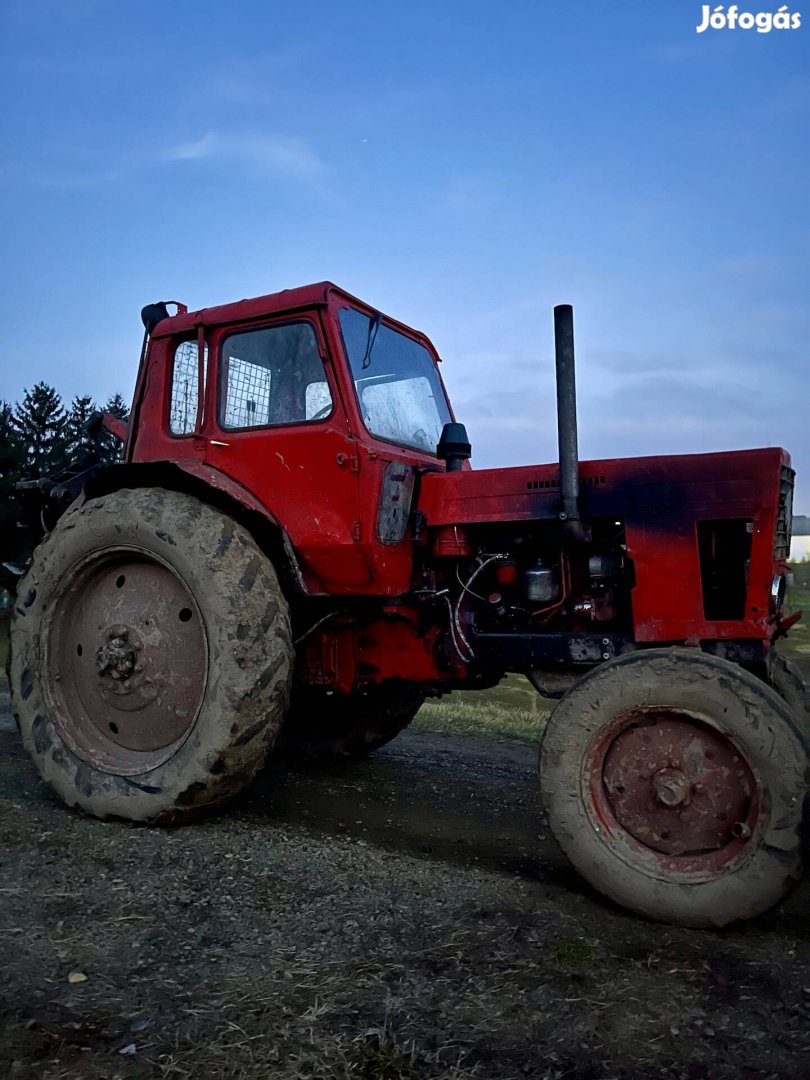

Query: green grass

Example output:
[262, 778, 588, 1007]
[554, 940, 595, 972]
[413, 697, 546, 745]
[412, 673, 549, 745]
[783, 581, 810, 678]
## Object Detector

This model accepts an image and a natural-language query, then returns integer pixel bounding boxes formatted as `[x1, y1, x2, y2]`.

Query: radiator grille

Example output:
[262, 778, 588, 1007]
[775, 465, 795, 561]
[525, 475, 605, 492]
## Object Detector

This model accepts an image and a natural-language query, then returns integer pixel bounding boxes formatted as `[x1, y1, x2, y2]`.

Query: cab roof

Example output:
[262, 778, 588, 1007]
[149, 281, 372, 338]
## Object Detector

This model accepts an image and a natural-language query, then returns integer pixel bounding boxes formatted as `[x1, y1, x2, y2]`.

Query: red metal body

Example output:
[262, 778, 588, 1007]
[116, 281, 793, 694]
[418, 448, 790, 643]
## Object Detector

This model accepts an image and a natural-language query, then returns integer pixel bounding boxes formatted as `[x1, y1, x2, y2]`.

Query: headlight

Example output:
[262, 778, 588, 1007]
[770, 573, 786, 612]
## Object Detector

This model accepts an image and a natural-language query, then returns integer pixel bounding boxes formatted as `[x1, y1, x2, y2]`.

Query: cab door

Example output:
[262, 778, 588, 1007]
[201, 312, 372, 591]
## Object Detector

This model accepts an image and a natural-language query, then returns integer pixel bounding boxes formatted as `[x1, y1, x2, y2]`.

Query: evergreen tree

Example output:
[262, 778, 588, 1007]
[64, 394, 98, 459]
[0, 400, 22, 474]
[11, 383, 69, 478]
[0, 401, 25, 568]
[105, 393, 129, 420]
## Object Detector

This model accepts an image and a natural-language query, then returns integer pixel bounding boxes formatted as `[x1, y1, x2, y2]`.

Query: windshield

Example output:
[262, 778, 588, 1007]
[339, 308, 452, 454]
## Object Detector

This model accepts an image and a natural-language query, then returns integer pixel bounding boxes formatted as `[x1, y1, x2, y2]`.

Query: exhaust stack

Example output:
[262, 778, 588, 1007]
[553, 304, 582, 534]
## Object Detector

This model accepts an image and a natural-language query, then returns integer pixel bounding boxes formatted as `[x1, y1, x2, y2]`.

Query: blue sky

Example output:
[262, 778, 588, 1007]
[1, 0, 808, 507]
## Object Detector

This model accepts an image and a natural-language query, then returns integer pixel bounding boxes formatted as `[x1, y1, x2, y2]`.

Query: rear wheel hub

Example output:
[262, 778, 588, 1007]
[48, 551, 207, 772]
[96, 628, 138, 681]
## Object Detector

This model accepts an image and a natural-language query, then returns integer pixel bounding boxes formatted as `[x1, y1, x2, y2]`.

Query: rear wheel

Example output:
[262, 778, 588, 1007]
[10, 488, 292, 823]
[278, 683, 424, 761]
[539, 649, 807, 927]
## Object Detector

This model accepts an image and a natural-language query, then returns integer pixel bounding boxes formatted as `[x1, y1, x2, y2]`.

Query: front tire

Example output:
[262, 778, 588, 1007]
[10, 488, 292, 823]
[539, 649, 807, 927]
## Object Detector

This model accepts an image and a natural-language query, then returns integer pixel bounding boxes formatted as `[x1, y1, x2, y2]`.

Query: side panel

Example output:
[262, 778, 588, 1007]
[300, 609, 463, 694]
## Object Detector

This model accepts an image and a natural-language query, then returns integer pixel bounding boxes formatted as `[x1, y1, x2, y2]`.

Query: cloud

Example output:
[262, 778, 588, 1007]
[164, 131, 325, 183]
[12, 129, 326, 191]
[167, 133, 218, 162]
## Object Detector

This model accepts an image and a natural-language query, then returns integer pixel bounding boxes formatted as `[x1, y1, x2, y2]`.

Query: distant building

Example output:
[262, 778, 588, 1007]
[790, 514, 810, 562]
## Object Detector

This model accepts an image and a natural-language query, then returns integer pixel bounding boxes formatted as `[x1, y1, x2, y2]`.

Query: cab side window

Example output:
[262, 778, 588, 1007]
[169, 340, 208, 436]
[219, 321, 332, 430]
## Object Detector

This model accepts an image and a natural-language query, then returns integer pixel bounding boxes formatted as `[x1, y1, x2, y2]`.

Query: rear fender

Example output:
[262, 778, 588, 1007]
[83, 460, 322, 597]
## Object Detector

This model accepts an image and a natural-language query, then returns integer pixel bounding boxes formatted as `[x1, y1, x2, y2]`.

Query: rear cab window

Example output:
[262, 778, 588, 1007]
[169, 340, 207, 436]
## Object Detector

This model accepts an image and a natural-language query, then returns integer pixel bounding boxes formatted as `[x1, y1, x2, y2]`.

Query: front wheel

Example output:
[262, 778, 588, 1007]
[539, 649, 807, 927]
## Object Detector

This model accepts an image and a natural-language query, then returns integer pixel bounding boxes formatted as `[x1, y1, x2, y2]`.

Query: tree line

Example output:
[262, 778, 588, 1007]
[1, 383, 129, 569]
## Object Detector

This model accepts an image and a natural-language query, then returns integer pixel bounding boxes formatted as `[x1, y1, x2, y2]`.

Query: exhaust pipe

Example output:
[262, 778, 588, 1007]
[553, 304, 584, 538]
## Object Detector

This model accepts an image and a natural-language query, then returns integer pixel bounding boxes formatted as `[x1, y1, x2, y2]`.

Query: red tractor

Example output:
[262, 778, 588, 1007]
[9, 282, 808, 927]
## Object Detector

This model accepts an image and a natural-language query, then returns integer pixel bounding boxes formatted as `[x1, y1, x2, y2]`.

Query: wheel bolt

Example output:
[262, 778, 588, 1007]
[731, 821, 752, 839]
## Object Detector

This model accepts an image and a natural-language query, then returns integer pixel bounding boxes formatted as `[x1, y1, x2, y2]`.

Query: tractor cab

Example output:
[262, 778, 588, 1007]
[129, 283, 455, 595]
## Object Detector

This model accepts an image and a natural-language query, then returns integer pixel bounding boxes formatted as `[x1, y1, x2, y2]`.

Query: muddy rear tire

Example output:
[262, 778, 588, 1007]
[278, 684, 424, 761]
[10, 488, 292, 823]
[539, 649, 807, 927]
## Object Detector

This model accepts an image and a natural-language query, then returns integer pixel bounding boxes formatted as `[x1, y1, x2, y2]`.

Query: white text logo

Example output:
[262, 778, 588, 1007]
[696, 4, 801, 31]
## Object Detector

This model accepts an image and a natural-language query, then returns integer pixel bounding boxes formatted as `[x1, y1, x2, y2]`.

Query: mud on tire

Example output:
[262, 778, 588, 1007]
[10, 488, 292, 823]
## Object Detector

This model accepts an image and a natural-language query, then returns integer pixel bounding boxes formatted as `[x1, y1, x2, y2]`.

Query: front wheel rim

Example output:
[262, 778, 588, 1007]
[584, 707, 764, 881]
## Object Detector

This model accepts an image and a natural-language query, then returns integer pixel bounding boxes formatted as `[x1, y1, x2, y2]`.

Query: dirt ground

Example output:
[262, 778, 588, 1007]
[1, 698, 809, 1080]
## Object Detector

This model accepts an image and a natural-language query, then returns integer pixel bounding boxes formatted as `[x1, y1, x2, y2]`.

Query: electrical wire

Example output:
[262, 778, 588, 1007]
[294, 610, 347, 646]
[295, 554, 510, 665]
[452, 554, 510, 662]
[413, 587, 472, 665]
[455, 562, 488, 603]
[434, 589, 471, 664]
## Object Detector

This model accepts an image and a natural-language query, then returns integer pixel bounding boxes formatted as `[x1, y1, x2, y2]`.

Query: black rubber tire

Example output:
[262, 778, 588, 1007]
[768, 646, 810, 745]
[10, 487, 292, 823]
[278, 683, 424, 761]
[539, 648, 808, 927]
